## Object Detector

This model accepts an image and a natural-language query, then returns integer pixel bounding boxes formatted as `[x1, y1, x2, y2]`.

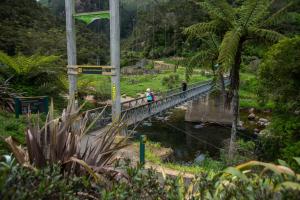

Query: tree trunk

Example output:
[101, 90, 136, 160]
[228, 41, 243, 160]
[219, 73, 226, 101]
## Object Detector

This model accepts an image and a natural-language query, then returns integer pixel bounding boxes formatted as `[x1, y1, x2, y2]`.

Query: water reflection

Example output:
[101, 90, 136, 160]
[136, 109, 232, 162]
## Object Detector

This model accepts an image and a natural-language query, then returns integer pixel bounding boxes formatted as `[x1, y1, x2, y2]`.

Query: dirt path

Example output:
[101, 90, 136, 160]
[116, 142, 195, 181]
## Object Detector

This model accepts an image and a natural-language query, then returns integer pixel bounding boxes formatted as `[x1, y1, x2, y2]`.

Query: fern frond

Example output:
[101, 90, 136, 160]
[261, 1, 294, 27]
[189, 51, 211, 68]
[206, 34, 221, 52]
[248, 27, 285, 43]
[0, 51, 20, 74]
[184, 20, 220, 38]
[218, 29, 242, 69]
[199, 0, 235, 23]
[238, 0, 269, 28]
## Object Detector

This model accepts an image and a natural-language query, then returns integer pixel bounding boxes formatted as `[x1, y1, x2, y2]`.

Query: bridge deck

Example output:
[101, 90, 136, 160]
[86, 79, 229, 131]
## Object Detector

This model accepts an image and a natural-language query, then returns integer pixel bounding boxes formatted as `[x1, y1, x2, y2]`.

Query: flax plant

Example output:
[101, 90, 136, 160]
[5, 98, 129, 183]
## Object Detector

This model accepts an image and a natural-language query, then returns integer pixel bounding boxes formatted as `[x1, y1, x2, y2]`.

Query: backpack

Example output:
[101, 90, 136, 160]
[146, 92, 153, 101]
[151, 93, 155, 101]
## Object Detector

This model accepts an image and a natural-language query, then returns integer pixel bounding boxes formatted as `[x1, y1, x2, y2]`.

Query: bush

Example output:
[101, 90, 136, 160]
[0, 112, 26, 155]
[258, 114, 300, 169]
[1, 156, 300, 200]
[0, 163, 99, 200]
[161, 74, 180, 89]
[258, 36, 300, 112]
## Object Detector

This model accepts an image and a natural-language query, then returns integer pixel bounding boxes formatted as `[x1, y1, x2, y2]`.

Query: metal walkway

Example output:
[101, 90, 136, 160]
[86, 79, 229, 130]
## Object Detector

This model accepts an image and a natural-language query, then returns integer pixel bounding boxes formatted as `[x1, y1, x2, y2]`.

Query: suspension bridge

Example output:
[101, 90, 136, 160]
[85, 78, 230, 132]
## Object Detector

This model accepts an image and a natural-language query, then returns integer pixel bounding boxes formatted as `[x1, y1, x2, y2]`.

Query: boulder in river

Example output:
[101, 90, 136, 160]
[194, 124, 204, 129]
[155, 116, 165, 121]
[248, 113, 256, 121]
[249, 108, 255, 114]
[259, 118, 269, 123]
[143, 122, 152, 127]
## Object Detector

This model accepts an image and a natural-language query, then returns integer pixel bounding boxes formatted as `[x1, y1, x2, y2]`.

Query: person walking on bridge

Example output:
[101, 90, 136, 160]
[146, 88, 154, 113]
[181, 81, 187, 98]
[146, 88, 154, 103]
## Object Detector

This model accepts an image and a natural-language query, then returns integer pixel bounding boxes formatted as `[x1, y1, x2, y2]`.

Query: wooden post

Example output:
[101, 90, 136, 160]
[110, 0, 121, 122]
[65, 0, 78, 98]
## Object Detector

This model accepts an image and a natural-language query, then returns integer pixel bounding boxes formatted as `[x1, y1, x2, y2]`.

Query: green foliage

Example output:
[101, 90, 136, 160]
[5, 98, 129, 183]
[1, 154, 300, 199]
[258, 114, 300, 169]
[123, 0, 207, 58]
[103, 159, 300, 199]
[220, 139, 257, 166]
[102, 167, 178, 199]
[0, 51, 66, 96]
[183, 34, 221, 81]
[258, 36, 300, 111]
[0, 0, 109, 62]
[0, 112, 26, 155]
[0, 162, 99, 200]
[162, 74, 180, 89]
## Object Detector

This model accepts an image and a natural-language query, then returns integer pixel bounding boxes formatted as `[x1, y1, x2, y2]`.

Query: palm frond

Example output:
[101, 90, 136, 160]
[261, 1, 294, 27]
[248, 27, 285, 43]
[238, 0, 269, 28]
[185, 51, 211, 80]
[218, 30, 242, 69]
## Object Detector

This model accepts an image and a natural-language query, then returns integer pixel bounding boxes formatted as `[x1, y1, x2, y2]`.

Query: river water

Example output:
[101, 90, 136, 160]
[136, 108, 236, 162]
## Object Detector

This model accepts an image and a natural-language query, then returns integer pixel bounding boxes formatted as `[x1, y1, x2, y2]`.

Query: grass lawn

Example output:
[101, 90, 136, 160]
[79, 67, 210, 98]
[239, 73, 274, 109]
[139, 141, 224, 176]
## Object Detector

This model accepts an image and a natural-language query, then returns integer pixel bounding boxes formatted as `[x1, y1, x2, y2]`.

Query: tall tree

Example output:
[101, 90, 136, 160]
[185, 0, 293, 159]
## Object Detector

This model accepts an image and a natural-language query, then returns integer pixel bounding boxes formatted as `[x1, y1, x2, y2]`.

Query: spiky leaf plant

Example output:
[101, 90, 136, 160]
[185, 0, 294, 158]
[5, 99, 129, 183]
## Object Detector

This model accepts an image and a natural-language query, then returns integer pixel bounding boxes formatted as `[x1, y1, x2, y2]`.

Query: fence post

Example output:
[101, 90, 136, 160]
[140, 135, 147, 165]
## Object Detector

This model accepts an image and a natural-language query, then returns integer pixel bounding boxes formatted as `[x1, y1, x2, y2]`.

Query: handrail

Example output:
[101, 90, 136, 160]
[121, 79, 211, 107]
[121, 80, 213, 113]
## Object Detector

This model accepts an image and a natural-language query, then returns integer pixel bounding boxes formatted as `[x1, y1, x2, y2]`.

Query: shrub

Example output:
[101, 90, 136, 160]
[161, 74, 180, 89]
[1, 155, 300, 200]
[258, 36, 300, 112]
[0, 162, 99, 200]
[258, 114, 300, 169]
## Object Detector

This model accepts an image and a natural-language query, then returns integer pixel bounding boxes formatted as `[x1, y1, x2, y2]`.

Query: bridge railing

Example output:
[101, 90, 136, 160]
[120, 80, 212, 110]
[86, 78, 229, 130]
[121, 81, 214, 126]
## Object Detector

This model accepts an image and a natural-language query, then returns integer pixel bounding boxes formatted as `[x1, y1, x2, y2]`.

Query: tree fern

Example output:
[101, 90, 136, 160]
[238, 0, 269, 28]
[218, 29, 242, 69]
[262, 1, 294, 26]
[0, 51, 20, 74]
[248, 27, 285, 43]
[187, 0, 294, 160]
[184, 20, 220, 38]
